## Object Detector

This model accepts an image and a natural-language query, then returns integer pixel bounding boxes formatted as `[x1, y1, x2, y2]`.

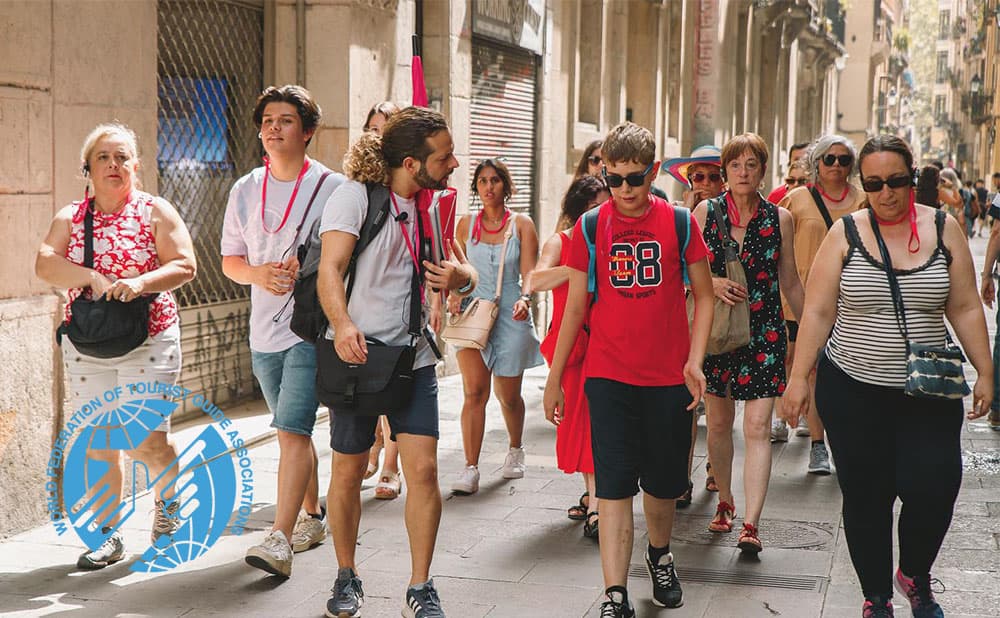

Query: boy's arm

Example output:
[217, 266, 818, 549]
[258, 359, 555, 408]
[684, 258, 713, 408]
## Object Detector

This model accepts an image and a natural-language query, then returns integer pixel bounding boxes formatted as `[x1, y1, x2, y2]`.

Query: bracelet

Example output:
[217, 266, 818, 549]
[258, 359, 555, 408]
[519, 294, 532, 304]
[457, 273, 474, 294]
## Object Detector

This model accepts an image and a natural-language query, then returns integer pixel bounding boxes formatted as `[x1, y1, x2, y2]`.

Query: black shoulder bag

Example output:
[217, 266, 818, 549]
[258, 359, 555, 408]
[868, 208, 970, 400]
[56, 204, 159, 359]
[314, 189, 423, 415]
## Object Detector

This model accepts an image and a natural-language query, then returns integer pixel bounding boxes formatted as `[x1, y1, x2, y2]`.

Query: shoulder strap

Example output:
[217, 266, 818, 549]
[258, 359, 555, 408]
[83, 203, 94, 269]
[709, 196, 730, 242]
[581, 205, 602, 302]
[934, 208, 952, 264]
[492, 218, 514, 302]
[867, 208, 909, 341]
[809, 187, 835, 230]
[286, 171, 332, 261]
[345, 183, 392, 300]
[841, 212, 862, 249]
[671, 205, 691, 284]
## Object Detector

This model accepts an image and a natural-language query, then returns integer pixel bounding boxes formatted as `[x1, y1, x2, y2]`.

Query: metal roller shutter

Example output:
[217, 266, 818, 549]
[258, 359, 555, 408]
[469, 38, 539, 215]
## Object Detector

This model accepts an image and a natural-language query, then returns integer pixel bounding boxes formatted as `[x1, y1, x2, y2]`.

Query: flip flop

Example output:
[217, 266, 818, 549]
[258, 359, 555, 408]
[568, 492, 589, 521]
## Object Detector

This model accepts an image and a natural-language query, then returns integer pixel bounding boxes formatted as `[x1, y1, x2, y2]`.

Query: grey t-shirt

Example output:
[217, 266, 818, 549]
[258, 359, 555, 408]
[318, 180, 434, 370]
[220, 160, 345, 353]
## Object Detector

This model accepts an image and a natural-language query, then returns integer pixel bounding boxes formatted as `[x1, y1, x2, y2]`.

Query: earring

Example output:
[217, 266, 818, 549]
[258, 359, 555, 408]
[258, 132, 262, 139]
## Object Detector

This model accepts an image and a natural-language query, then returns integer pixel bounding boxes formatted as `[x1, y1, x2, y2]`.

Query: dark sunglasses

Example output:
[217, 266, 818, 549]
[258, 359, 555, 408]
[822, 154, 854, 167]
[603, 163, 654, 188]
[588, 155, 603, 165]
[861, 175, 911, 192]
[785, 178, 809, 186]
[689, 172, 723, 183]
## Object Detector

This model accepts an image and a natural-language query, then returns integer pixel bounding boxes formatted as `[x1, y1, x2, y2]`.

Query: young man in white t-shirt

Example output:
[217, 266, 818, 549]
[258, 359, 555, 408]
[220, 85, 344, 577]
[318, 107, 476, 618]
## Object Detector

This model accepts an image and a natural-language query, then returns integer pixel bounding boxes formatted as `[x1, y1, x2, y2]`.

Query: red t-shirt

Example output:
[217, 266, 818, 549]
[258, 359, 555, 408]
[766, 184, 789, 205]
[568, 196, 710, 386]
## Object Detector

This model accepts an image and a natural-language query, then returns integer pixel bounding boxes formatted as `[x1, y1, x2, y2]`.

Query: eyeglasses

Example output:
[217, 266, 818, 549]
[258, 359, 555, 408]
[689, 172, 723, 183]
[822, 154, 854, 167]
[588, 155, 603, 165]
[861, 175, 911, 192]
[785, 178, 809, 186]
[603, 163, 654, 188]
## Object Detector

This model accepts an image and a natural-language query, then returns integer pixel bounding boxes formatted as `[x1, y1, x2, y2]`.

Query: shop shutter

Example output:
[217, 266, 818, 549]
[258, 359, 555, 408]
[469, 39, 539, 215]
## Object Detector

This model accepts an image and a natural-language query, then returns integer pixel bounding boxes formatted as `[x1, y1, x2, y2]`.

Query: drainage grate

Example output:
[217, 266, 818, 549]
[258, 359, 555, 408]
[628, 565, 828, 593]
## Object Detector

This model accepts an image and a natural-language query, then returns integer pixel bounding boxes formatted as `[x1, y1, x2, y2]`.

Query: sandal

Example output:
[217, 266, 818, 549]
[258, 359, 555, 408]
[708, 500, 736, 533]
[568, 492, 589, 521]
[374, 472, 402, 500]
[676, 480, 694, 509]
[583, 511, 599, 539]
[365, 443, 383, 480]
[737, 522, 762, 554]
[705, 461, 719, 493]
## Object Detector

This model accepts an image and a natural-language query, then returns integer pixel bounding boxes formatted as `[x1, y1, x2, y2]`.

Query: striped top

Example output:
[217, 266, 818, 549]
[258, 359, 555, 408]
[825, 211, 952, 388]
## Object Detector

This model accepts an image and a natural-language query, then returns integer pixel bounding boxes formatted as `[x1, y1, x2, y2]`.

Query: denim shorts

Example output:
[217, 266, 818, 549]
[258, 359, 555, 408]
[329, 366, 439, 454]
[251, 341, 319, 436]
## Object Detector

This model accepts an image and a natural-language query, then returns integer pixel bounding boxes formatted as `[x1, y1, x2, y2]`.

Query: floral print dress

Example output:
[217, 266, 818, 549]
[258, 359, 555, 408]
[702, 194, 786, 400]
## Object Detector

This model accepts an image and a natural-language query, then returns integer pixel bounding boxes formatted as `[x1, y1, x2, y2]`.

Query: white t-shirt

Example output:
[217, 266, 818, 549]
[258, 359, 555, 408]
[221, 160, 345, 353]
[318, 180, 435, 370]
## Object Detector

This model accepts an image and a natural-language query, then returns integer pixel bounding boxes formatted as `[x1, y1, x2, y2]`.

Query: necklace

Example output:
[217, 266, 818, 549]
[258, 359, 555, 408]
[473, 208, 511, 242]
[817, 184, 850, 203]
[261, 156, 310, 234]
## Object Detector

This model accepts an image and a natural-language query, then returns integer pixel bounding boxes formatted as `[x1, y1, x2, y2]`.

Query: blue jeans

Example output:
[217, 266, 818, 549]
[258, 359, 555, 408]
[251, 341, 319, 435]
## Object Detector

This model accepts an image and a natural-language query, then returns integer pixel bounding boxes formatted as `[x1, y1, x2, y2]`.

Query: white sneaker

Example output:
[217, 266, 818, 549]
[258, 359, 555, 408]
[451, 465, 480, 494]
[245, 529, 293, 577]
[290, 509, 326, 553]
[795, 416, 811, 437]
[501, 446, 526, 479]
[770, 420, 789, 443]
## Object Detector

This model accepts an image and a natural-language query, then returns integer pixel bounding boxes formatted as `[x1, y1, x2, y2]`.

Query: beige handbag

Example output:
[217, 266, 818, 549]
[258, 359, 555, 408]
[441, 220, 512, 350]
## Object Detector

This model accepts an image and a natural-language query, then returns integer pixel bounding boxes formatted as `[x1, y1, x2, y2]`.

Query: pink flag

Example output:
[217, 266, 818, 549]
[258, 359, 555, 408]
[412, 35, 428, 107]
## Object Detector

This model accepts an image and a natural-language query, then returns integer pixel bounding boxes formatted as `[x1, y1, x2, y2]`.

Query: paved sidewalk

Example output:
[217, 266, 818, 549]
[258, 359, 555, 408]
[1, 237, 997, 617]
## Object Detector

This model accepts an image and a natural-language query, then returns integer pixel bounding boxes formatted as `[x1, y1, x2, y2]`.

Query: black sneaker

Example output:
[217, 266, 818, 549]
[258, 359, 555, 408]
[645, 550, 683, 608]
[326, 567, 364, 618]
[403, 578, 444, 617]
[862, 593, 894, 618]
[599, 587, 635, 618]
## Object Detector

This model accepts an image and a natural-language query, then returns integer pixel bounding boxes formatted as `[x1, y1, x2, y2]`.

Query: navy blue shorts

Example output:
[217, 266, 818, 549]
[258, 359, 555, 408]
[328, 366, 439, 454]
[584, 378, 693, 500]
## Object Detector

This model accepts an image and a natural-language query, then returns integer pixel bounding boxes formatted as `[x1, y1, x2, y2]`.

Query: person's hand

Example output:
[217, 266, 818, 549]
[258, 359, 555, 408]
[712, 277, 747, 305]
[281, 254, 300, 280]
[981, 274, 995, 308]
[429, 293, 443, 333]
[255, 262, 296, 296]
[682, 189, 708, 211]
[424, 240, 473, 291]
[543, 377, 564, 426]
[512, 298, 530, 321]
[969, 376, 993, 420]
[446, 293, 463, 315]
[88, 270, 115, 298]
[333, 321, 367, 364]
[781, 377, 809, 427]
[682, 360, 706, 410]
[104, 276, 146, 302]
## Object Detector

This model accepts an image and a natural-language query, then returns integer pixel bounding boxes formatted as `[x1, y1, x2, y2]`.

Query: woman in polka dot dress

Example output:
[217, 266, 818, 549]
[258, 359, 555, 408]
[692, 133, 804, 555]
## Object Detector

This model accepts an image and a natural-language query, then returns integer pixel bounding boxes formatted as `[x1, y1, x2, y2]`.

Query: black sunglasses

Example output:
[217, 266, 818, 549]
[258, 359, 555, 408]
[689, 172, 723, 183]
[603, 163, 654, 188]
[822, 154, 854, 167]
[588, 155, 603, 165]
[785, 178, 809, 186]
[861, 175, 911, 193]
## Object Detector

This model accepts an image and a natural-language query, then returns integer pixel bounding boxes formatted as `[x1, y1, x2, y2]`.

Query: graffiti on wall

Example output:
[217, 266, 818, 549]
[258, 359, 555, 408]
[189, 305, 253, 405]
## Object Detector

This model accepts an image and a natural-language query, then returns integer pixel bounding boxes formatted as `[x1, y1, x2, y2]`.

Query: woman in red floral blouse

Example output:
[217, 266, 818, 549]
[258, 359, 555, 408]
[35, 122, 196, 570]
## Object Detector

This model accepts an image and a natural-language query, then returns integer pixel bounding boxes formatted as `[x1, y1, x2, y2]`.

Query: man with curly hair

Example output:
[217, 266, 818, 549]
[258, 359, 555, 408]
[318, 106, 477, 618]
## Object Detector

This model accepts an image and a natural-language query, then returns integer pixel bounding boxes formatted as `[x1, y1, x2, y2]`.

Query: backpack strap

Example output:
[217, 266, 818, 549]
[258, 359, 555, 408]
[345, 183, 393, 301]
[580, 205, 602, 304]
[671, 205, 691, 285]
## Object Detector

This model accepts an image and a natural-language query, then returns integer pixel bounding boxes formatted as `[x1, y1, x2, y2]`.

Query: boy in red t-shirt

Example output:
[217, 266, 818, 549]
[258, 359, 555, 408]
[544, 123, 714, 616]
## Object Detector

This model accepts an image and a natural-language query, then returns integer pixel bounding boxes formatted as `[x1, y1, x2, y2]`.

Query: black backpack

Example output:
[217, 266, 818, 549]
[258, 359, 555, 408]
[290, 183, 393, 342]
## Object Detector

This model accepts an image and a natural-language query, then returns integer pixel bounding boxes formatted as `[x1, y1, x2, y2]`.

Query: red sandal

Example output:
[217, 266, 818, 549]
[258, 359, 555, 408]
[737, 522, 763, 554]
[708, 500, 736, 532]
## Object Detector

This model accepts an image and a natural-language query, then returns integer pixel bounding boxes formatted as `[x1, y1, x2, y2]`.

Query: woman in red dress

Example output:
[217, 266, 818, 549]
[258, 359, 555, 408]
[531, 175, 609, 539]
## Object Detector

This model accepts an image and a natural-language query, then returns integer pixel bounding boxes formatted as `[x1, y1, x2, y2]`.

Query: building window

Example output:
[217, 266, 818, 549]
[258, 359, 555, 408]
[578, 0, 603, 126]
[938, 10, 950, 40]
[936, 52, 948, 83]
[934, 95, 946, 122]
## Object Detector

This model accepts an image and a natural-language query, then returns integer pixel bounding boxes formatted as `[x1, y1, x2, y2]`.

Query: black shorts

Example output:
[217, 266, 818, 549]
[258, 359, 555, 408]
[584, 378, 693, 500]
[786, 320, 799, 343]
[329, 366, 439, 454]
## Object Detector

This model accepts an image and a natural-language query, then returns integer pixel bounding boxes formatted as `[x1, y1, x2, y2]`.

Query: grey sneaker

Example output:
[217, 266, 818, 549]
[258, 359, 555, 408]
[245, 529, 293, 577]
[290, 509, 326, 553]
[326, 567, 364, 618]
[403, 578, 445, 617]
[501, 447, 525, 479]
[151, 498, 181, 545]
[77, 529, 125, 569]
[808, 442, 832, 475]
[770, 420, 789, 443]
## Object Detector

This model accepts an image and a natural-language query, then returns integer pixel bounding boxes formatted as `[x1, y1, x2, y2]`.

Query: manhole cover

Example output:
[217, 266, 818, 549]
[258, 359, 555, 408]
[671, 517, 834, 550]
[964, 448, 1000, 474]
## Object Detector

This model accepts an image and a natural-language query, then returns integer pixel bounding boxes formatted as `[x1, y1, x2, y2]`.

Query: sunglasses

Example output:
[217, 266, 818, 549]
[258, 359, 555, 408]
[588, 155, 603, 165]
[822, 154, 854, 167]
[785, 178, 809, 186]
[603, 163, 654, 188]
[689, 172, 723, 183]
[861, 175, 911, 192]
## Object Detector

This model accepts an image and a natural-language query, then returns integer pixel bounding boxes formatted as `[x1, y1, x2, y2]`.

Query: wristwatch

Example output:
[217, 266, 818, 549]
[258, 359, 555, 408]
[519, 294, 532, 304]
[457, 273, 474, 294]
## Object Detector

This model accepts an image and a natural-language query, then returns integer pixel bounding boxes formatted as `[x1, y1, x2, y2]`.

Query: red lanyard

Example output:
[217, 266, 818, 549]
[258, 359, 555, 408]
[389, 192, 426, 303]
[472, 208, 511, 243]
[261, 157, 310, 234]
[872, 190, 920, 253]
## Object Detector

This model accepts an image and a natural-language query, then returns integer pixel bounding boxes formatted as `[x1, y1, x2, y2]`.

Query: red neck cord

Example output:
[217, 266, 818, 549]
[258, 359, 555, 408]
[472, 207, 511, 243]
[261, 157, 310, 234]
[389, 192, 426, 303]
[872, 191, 919, 253]
[817, 184, 850, 203]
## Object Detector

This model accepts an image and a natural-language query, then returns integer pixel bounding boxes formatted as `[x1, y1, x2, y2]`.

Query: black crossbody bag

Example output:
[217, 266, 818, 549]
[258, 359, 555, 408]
[868, 208, 970, 400]
[56, 204, 159, 358]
